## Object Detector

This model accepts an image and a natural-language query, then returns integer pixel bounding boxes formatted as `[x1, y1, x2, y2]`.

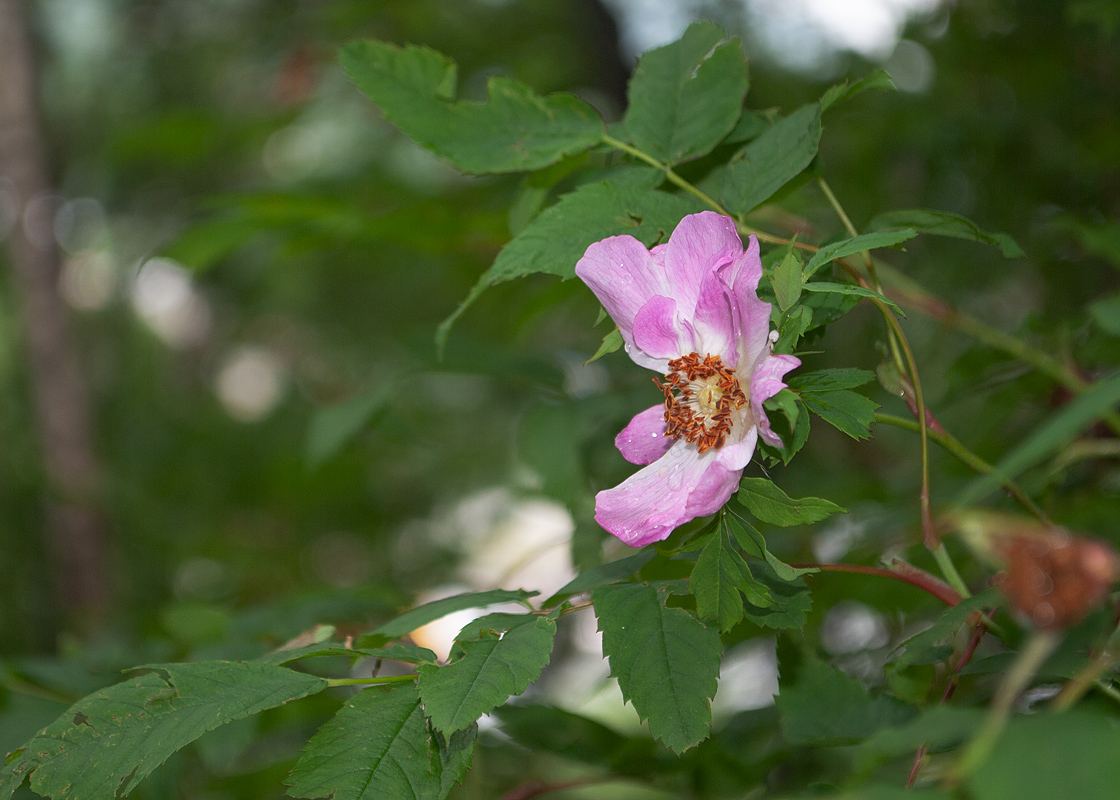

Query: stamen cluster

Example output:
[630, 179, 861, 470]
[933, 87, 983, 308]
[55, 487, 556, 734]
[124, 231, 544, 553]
[657, 352, 746, 453]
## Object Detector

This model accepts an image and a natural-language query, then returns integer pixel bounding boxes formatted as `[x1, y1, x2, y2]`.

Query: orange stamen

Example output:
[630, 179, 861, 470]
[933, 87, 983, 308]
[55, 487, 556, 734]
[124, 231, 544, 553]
[656, 353, 747, 453]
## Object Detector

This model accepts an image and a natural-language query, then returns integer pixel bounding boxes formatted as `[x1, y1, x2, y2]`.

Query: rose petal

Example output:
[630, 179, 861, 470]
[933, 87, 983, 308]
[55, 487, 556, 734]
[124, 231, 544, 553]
[751, 353, 801, 446]
[594, 442, 737, 547]
[730, 236, 774, 369]
[575, 235, 667, 347]
[690, 266, 738, 365]
[615, 404, 672, 465]
[716, 425, 759, 472]
[633, 295, 693, 361]
[660, 211, 743, 311]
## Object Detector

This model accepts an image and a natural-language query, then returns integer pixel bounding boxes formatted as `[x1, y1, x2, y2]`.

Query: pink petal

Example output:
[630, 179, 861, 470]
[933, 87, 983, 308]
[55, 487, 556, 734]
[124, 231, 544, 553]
[751, 354, 801, 446]
[594, 442, 740, 547]
[716, 425, 759, 472]
[575, 235, 668, 349]
[632, 296, 693, 360]
[690, 265, 738, 366]
[730, 236, 774, 369]
[615, 404, 672, 465]
[660, 211, 743, 311]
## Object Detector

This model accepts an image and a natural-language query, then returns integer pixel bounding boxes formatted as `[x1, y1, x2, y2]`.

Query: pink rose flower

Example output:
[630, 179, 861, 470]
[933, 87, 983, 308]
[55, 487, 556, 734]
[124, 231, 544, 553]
[575, 211, 800, 547]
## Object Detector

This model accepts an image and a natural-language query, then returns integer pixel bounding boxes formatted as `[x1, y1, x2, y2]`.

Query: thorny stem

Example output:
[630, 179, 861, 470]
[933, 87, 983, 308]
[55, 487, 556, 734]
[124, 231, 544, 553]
[874, 413, 1051, 524]
[907, 621, 987, 788]
[949, 630, 1062, 784]
[815, 182, 963, 595]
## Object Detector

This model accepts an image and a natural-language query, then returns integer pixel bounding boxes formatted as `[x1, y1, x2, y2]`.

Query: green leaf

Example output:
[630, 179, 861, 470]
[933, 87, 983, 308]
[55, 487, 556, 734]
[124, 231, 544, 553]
[820, 69, 897, 111]
[704, 102, 822, 214]
[970, 711, 1120, 800]
[624, 21, 748, 165]
[418, 616, 556, 733]
[774, 304, 812, 354]
[957, 371, 1120, 506]
[545, 549, 656, 605]
[690, 527, 770, 632]
[725, 513, 818, 580]
[737, 476, 845, 527]
[1089, 293, 1120, 335]
[285, 684, 475, 800]
[869, 208, 1024, 258]
[740, 561, 813, 630]
[803, 229, 918, 279]
[801, 288, 861, 330]
[340, 40, 603, 174]
[305, 382, 394, 468]
[587, 327, 623, 363]
[437, 183, 700, 352]
[592, 583, 721, 753]
[0, 662, 326, 800]
[788, 368, 875, 392]
[800, 389, 880, 440]
[800, 281, 904, 314]
[496, 704, 630, 769]
[887, 589, 1001, 670]
[761, 393, 810, 464]
[771, 249, 804, 311]
[370, 589, 538, 640]
[777, 657, 916, 745]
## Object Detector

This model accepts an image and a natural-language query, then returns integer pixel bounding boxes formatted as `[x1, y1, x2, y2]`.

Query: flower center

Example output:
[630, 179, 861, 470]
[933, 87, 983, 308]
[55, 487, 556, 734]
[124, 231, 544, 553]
[656, 352, 747, 453]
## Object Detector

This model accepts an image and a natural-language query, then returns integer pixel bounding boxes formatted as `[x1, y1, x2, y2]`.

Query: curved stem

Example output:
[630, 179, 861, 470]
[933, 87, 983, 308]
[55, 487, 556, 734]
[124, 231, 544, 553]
[875, 413, 1051, 523]
[602, 134, 730, 215]
[791, 562, 962, 607]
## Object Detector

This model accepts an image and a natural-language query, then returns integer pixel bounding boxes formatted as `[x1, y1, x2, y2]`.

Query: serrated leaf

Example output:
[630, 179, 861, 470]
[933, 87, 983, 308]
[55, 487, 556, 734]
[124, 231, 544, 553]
[370, 589, 538, 640]
[437, 183, 701, 351]
[774, 304, 812, 354]
[737, 477, 845, 527]
[869, 208, 1024, 258]
[725, 513, 818, 581]
[0, 662, 325, 800]
[788, 368, 875, 392]
[587, 327, 623, 363]
[340, 40, 603, 174]
[704, 102, 822, 214]
[761, 394, 810, 465]
[740, 561, 813, 630]
[800, 388, 880, 440]
[772, 249, 804, 311]
[800, 281, 903, 314]
[803, 229, 917, 279]
[801, 287, 861, 330]
[545, 549, 656, 605]
[305, 382, 394, 468]
[417, 617, 556, 734]
[777, 657, 916, 745]
[820, 69, 897, 111]
[592, 583, 721, 753]
[624, 21, 748, 165]
[285, 684, 474, 800]
[690, 527, 770, 632]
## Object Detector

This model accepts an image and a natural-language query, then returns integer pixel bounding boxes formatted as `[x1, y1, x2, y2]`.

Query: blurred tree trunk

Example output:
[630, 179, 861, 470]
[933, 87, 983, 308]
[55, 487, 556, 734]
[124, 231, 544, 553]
[0, 0, 109, 626]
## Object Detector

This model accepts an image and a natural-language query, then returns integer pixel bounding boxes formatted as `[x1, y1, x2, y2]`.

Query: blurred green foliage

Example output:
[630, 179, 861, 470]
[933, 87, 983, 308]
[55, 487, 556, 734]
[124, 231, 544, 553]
[0, 0, 1118, 798]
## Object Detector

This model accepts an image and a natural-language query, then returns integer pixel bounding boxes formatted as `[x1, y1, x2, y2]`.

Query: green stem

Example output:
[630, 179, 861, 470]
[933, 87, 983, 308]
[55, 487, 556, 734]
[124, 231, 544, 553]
[874, 413, 1051, 523]
[602, 134, 730, 216]
[950, 631, 1062, 783]
[325, 674, 417, 688]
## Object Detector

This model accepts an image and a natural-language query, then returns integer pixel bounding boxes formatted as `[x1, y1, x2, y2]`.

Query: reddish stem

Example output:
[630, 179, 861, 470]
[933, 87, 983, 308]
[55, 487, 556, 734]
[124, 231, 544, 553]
[793, 562, 963, 607]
